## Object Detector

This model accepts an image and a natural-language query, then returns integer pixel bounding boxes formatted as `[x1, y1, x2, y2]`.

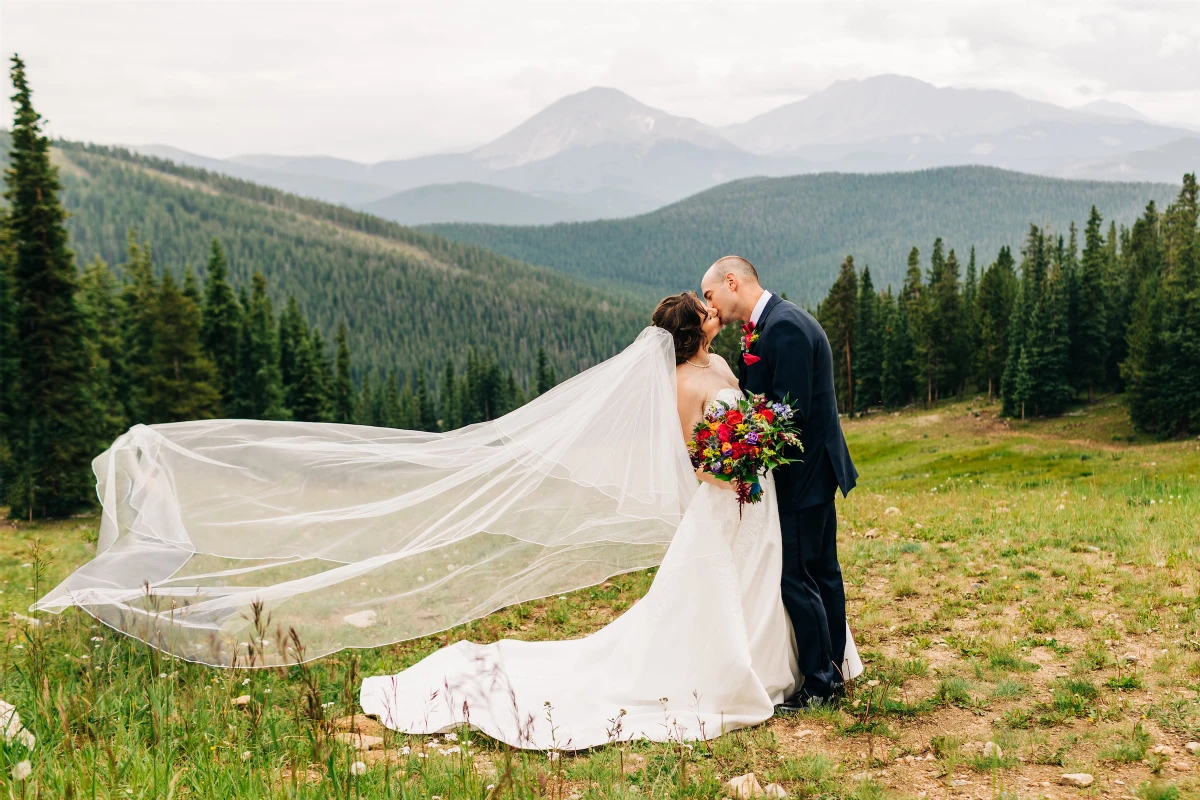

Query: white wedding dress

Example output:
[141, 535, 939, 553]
[360, 388, 863, 750]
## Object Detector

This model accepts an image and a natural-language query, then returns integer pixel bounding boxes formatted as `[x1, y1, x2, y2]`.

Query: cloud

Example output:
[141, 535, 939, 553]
[2, 0, 1197, 160]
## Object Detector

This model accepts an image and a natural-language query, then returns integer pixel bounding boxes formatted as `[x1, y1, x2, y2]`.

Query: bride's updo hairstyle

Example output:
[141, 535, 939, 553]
[652, 292, 707, 365]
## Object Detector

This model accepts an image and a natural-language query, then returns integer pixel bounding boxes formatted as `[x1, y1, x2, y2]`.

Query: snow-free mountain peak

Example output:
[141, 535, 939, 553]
[470, 86, 734, 169]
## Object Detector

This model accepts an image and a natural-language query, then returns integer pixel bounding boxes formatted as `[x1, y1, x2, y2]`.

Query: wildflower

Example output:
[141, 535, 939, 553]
[90, 636, 103, 642]
[443, 732, 458, 742]
[321, 701, 335, 709]
[417, 752, 428, 759]
[350, 761, 367, 776]
[242, 678, 251, 686]
[159, 673, 168, 679]
[241, 750, 251, 761]
[12, 760, 31, 781]
[400, 745, 411, 755]
[487, 785, 496, 792]
[264, 688, 271, 694]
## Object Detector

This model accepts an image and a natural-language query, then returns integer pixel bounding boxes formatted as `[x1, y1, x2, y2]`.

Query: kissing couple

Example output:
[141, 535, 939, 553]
[39, 256, 862, 749]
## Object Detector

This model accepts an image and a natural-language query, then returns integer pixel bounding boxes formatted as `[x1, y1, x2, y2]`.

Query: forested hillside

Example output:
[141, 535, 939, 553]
[0, 132, 647, 382]
[430, 167, 1180, 303]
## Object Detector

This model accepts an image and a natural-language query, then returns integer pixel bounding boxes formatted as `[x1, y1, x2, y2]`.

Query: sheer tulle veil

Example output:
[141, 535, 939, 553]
[34, 327, 696, 666]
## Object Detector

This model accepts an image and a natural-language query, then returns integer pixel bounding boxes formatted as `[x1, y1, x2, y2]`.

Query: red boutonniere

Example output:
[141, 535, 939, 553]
[741, 321, 761, 365]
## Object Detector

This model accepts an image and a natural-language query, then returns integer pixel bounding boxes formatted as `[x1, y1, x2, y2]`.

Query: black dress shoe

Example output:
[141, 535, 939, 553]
[773, 695, 805, 714]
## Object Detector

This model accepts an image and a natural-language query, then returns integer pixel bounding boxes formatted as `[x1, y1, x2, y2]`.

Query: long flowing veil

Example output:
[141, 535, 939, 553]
[34, 327, 695, 667]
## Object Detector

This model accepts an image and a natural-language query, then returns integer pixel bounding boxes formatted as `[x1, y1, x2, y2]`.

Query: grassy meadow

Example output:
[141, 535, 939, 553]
[1, 395, 1198, 799]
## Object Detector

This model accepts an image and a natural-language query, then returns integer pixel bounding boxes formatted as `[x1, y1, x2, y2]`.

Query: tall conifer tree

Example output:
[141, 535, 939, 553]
[854, 266, 883, 410]
[3, 55, 97, 516]
[200, 239, 241, 411]
[1076, 207, 1110, 401]
[332, 322, 354, 423]
[232, 271, 289, 419]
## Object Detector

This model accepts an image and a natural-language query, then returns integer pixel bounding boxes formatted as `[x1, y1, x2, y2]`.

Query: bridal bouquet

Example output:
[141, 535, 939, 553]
[688, 394, 802, 510]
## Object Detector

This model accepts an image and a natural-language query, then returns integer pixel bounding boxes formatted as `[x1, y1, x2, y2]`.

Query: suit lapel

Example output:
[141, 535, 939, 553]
[739, 294, 782, 390]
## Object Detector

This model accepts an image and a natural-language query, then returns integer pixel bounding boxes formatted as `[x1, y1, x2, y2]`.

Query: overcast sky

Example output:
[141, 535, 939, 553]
[3, 0, 1199, 162]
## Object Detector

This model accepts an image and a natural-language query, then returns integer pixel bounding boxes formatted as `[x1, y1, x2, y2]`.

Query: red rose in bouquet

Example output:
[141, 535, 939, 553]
[686, 393, 802, 512]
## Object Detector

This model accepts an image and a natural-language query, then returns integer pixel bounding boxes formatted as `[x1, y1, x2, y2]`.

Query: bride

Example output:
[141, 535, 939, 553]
[35, 292, 860, 750]
[359, 293, 861, 748]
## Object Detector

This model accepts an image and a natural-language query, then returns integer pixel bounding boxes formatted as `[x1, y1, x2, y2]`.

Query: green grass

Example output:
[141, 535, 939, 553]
[1, 394, 1198, 798]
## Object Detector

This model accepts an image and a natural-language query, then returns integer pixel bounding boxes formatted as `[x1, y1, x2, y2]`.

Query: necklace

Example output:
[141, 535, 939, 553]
[685, 355, 711, 368]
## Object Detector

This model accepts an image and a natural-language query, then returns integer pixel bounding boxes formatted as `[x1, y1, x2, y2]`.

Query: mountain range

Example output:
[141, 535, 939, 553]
[130, 75, 1199, 226]
[429, 166, 1180, 305]
[27, 135, 647, 383]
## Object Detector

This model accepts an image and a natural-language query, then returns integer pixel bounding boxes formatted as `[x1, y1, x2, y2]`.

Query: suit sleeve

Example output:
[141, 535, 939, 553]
[763, 318, 814, 426]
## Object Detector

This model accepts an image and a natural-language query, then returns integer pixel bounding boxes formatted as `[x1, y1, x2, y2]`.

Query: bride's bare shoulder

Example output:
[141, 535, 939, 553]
[708, 352, 737, 380]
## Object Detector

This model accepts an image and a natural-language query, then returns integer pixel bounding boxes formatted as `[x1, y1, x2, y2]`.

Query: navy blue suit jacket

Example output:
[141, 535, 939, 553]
[738, 294, 857, 510]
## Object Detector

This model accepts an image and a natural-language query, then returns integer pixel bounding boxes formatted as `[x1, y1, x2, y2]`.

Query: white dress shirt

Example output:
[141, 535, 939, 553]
[749, 290, 773, 326]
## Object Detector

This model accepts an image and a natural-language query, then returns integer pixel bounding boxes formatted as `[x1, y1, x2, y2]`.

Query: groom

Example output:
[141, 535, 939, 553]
[701, 256, 858, 706]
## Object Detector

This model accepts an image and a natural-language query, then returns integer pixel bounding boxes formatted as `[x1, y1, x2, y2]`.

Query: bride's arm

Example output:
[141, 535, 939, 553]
[676, 376, 735, 491]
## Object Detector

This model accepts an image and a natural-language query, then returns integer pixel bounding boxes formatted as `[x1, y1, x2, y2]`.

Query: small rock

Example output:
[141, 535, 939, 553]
[1151, 745, 1176, 756]
[1121, 653, 1138, 664]
[970, 582, 986, 591]
[903, 755, 916, 763]
[335, 731, 385, 751]
[1059, 773, 1094, 787]
[1084, 545, 1101, 553]
[1186, 741, 1200, 755]
[863, 528, 879, 539]
[982, 741, 1003, 759]
[763, 784, 788, 799]
[725, 773, 764, 799]
[865, 679, 880, 687]
[794, 729, 814, 739]
[950, 779, 969, 787]
[884, 507, 901, 516]
[231, 695, 251, 707]
[332, 715, 386, 737]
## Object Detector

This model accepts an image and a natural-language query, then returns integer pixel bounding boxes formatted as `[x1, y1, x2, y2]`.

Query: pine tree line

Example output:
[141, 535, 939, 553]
[815, 175, 1200, 434]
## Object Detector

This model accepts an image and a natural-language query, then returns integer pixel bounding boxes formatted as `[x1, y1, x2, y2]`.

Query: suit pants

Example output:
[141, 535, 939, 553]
[778, 497, 847, 698]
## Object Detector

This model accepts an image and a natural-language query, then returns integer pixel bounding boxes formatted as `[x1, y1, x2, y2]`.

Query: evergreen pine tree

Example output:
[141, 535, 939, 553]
[278, 296, 308, 413]
[1026, 255, 1074, 415]
[880, 287, 912, 408]
[147, 270, 221, 422]
[200, 239, 241, 412]
[415, 369, 438, 432]
[930, 245, 965, 398]
[289, 329, 330, 423]
[1076, 207, 1110, 402]
[76, 257, 127, 443]
[117, 230, 159, 423]
[1121, 203, 1167, 430]
[902, 246, 931, 405]
[2, 55, 97, 516]
[819, 255, 858, 415]
[0, 207, 15, 480]
[1001, 227, 1047, 417]
[381, 371, 402, 428]
[232, 271, 289, 419]
[975, 246, 1017, 402]
[1155, 173, 1200, 434]
[1102, 221, 1126, 388]
[535, 347, 558, 395]
[963, 246, 978, 390]
[333, 322, 354, 423]
[439, 359, 458, 430]
[854, 266, 883, 411]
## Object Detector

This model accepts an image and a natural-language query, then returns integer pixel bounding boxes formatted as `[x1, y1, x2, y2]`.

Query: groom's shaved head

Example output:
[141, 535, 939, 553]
[701, 255, 765, 326]
[705, 255, 760, 287]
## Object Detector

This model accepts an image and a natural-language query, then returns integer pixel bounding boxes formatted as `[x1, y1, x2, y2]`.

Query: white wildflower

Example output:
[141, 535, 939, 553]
[12, 760, 31, 781]
[242, 678, 251, 686]
[443, 732, 458, 742]
[241, 750, 251, 761]
[90, 636, 104, 642]
[400, 745, 411, 755]
[350, 761, 367, 776]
